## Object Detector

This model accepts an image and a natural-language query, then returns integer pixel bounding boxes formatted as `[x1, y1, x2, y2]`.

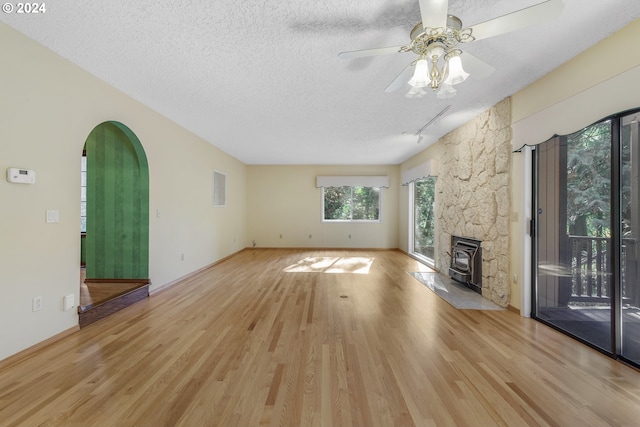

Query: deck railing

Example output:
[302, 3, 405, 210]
[568, 235, 638, 305]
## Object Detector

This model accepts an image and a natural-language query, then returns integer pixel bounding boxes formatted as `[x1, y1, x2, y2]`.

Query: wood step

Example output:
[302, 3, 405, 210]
[78, 283, 149, 328]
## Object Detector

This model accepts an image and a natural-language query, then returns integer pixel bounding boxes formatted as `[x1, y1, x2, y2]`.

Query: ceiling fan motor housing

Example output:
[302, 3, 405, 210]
[409, 14, 472, 59]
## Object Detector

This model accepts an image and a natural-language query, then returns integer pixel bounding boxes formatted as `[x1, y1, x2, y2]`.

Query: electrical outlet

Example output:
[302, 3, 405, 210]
[32, 296, 42, 312]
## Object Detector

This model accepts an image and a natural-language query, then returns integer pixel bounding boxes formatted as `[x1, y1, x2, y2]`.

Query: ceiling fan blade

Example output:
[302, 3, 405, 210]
[384, 63, 415, 93]
[460, 51, 495, 80]
[468, 0, 564, 41]
[419, 0, 449, 29]
[338, 45, 406, 59]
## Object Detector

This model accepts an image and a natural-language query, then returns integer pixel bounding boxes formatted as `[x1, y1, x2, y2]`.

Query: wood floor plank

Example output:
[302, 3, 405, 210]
[2, 248, 640, 426]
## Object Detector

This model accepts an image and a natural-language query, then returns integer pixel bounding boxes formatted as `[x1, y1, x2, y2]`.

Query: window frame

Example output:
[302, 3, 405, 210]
[409, 177, 436, 267]
[321, 185, 382, 223]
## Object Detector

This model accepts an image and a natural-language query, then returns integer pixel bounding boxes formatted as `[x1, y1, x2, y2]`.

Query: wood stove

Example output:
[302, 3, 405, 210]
[449, 235, 482, 293]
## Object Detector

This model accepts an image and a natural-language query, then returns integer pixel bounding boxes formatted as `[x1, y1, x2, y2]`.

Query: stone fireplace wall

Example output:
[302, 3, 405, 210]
[435, 98, 511, 307]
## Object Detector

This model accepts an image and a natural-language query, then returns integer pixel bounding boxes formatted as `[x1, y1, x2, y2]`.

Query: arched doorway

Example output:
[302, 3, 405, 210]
[79, 121, 150, 327]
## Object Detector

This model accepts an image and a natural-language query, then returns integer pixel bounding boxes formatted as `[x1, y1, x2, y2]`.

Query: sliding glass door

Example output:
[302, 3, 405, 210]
[621, 113, 640, 363]
[534, 110, 640, 366]
[411, 177, 436, 264]
[535, 123, 613, 352]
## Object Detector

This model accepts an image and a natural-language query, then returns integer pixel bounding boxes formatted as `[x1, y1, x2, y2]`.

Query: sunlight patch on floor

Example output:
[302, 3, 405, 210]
[284, 257, 374, 274]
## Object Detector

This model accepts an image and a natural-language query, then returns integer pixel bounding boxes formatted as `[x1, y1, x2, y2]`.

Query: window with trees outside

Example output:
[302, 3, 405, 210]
[412, 177, 436, 262]
[323, 186, 381, 221]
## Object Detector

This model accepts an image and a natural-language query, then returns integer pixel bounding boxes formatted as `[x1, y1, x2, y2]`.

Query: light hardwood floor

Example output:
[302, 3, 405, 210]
[2, 249, 640, 426]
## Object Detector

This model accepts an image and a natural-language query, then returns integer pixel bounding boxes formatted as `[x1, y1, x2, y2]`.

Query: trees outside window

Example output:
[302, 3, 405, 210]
[566, 121, 612, 239]
[323, 186, 380, 221]
[413, 177, 436, 261]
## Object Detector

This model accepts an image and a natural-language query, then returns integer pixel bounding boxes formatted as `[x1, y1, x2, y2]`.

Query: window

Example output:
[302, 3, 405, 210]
[412, 177, 436, 262]
[323, 186, 381, 221]
[403, 161, 438, 266]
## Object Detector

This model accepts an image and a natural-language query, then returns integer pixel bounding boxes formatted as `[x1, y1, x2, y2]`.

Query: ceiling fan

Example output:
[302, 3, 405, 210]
[339, 0, 564, 99]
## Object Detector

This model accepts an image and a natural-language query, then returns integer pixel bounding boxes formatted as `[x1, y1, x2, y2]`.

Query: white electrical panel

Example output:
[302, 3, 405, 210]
[6, 167, 36, 184]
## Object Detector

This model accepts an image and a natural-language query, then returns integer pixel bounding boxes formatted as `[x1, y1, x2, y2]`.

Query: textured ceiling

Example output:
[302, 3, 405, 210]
[2, 1, 640, 164]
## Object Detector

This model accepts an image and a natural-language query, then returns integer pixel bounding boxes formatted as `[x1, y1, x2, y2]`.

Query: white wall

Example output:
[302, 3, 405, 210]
[0, 23, 247, 360]
[247, 165, 399, 249]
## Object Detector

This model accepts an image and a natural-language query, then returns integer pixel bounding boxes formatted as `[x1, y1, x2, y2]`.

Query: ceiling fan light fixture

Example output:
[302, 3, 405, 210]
[408, 58, 430, 88]
[444, 54, 469, 86]
[339, 0, 563, 98]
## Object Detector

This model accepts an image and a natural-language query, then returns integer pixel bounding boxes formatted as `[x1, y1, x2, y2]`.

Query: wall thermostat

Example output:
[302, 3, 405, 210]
[6, 168, 36, 184]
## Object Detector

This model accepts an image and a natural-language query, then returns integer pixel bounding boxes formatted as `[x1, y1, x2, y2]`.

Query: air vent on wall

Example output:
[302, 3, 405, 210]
[213, 170, 226, 207]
